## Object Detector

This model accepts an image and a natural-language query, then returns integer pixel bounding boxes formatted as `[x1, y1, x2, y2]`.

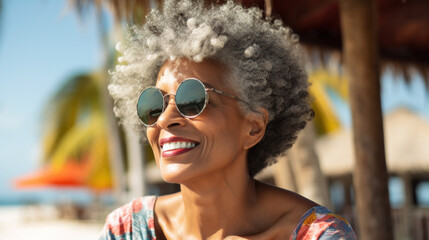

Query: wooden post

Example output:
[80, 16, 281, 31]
[338, 0, 393, 239]
[401, 174, 414, 240]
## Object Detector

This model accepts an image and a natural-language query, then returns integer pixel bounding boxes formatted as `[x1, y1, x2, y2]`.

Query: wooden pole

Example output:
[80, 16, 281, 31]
[338, 0, 393, 239]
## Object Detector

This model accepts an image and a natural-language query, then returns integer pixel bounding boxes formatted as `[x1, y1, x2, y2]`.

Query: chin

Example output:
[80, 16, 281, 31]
[158, 163, 194, 184]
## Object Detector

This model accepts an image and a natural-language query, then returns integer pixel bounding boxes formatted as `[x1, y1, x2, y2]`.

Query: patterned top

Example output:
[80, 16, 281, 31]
[288, 205, 357, 240]
[98, 196, 357, 240]
[99, 196, 156, 240]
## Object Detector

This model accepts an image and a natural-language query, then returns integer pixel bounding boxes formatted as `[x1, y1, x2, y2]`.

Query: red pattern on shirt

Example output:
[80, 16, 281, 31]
[132, 197, 144, 213]
[106, 203, 133, 236]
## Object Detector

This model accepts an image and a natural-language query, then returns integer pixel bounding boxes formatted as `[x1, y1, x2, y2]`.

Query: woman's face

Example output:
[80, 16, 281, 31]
[146, 59, 250, 184]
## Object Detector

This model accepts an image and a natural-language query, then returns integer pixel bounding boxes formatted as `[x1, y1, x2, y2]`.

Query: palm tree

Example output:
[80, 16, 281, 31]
[61, 0, 163, 202]
[38, 72, 112, 190]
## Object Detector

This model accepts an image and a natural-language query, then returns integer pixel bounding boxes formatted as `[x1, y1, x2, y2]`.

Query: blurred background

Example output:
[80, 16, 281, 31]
[0, 1, 109, 239]
[0, 0, 428, 240]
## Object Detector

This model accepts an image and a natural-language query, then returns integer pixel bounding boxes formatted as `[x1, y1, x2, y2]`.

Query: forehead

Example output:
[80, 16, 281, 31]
[156, 58, 228, 90]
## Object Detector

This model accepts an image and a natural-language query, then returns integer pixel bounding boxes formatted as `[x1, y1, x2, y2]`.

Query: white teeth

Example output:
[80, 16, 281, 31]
[162, 142, 197, 151]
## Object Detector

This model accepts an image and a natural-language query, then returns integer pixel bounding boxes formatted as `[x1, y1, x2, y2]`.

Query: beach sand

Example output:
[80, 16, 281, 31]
[0, 205, 104, 240]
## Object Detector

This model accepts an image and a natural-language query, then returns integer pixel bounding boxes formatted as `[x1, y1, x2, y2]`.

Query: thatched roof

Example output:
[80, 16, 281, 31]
[242, 0, 429, 63]
[68, 0, 429, 81]
[240, 0, 429, 83]
[316, 109, 429, 176]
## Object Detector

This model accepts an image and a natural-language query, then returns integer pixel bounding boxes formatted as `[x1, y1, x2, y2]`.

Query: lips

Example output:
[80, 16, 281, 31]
[159, 136, 199, 157]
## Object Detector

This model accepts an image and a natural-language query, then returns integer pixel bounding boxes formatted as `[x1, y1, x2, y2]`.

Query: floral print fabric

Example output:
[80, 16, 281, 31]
[289, 206, 357, 240]
[98, 196, 156, 240]
[99, 196, 357, 240]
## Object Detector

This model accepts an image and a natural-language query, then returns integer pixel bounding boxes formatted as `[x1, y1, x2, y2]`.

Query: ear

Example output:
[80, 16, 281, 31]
[243, 108, 269, 150]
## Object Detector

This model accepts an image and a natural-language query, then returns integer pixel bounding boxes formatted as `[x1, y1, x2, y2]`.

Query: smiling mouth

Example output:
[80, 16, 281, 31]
[160, 140, 200, 158]
[162, 141, 198, 151]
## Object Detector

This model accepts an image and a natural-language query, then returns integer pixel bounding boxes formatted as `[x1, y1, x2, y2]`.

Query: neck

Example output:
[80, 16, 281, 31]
[177, 162, 259, 239]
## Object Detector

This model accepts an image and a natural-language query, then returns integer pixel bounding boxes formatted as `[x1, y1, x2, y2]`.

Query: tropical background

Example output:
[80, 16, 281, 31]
[1, 0, 429, 239]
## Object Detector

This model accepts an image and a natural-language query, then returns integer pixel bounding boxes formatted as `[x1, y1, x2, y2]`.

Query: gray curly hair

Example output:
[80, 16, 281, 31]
[109, 0, 314, 177]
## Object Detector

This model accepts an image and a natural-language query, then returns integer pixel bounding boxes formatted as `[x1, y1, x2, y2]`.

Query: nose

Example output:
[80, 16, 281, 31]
[156, 97, 187, 129]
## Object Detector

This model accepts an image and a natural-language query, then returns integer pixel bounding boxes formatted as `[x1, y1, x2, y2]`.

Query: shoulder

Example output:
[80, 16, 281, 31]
[256, 181, 318, 220]
[253, 181, 318, 236]
[255, 181, 356, 239]
[98, 196, 157, 240]
[290, 206, 357, 240]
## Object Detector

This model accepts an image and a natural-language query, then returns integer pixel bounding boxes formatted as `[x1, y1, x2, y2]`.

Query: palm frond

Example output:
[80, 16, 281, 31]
[39, 68, 113, 189]
[46, 112, 112, 189]
[49, 112, 104, 168]
[67, 0, 253, 26]
[41, 72, 103, 162]
[68, 0, 152, 25]
[85, 131, 112, 189]
[308, 69, 346, 134]
[311, 69, 349, 100]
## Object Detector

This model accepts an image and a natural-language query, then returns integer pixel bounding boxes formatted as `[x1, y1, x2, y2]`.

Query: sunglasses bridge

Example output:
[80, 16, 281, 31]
[162, 87, 247, 107]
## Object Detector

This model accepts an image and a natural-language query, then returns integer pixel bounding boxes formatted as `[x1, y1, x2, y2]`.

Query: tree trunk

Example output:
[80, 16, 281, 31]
[339, 0, 393, 239]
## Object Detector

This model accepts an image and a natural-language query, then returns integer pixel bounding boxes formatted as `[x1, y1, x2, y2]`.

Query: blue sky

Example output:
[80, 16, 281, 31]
[0, 0, 428, 205]
[0, 0, 101, 204]
[330, 68, 429, 128]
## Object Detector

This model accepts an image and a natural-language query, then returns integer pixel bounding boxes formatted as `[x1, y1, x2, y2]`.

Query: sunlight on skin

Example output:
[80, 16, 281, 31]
[144, 59, 316, 239]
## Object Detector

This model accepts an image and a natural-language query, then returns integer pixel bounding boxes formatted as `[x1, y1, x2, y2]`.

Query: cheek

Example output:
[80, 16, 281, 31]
[146, 127, 157, 140]
[202, 119, 243, 154]
[146, 128, 160, 154]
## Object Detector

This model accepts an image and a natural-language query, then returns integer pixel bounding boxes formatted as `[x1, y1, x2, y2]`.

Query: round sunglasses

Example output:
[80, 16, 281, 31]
[136, 78, 248, 126]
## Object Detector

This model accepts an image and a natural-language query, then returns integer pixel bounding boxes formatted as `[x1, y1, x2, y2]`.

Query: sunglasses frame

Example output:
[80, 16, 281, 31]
[136, 78, 247, 127]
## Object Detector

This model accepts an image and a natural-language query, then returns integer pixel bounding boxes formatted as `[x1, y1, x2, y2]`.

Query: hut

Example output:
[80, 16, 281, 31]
[316, 109, 429, 240]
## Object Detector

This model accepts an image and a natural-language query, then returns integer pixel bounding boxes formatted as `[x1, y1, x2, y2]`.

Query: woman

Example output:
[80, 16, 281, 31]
[100, 0, 357, 239]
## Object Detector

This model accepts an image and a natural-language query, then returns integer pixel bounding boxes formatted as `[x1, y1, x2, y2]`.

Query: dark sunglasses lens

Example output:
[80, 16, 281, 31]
[137, 88, 164, 125]
[176, 79, 206, 117]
